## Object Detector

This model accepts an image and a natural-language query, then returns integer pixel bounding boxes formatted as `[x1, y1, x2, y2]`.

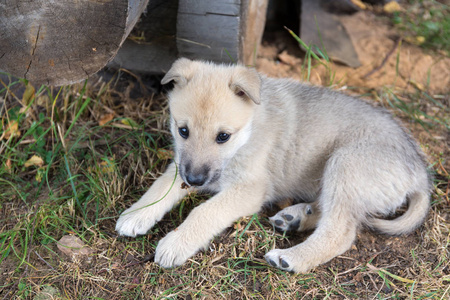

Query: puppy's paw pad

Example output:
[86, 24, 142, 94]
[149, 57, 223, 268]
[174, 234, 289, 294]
[265, 250, 293, 272]
[269, 203, 315, 232]
[284, 214, 294, 221]
[280, 259, 290, 269]
[269, 212, 301, 232]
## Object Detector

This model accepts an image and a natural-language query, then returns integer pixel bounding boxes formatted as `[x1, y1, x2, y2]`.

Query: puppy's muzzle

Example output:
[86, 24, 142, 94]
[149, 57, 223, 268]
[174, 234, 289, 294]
[182, 163, 210, 187]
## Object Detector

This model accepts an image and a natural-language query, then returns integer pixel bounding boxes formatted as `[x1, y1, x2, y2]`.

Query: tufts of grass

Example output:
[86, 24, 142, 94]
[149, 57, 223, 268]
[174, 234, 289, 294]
[284, 26, 337, 86]
[392, 0, 450, 55]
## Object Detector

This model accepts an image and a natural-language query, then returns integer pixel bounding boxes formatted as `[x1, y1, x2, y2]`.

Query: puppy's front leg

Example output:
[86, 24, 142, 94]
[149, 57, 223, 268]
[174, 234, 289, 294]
[116, 163, 188, 237]
[155, 182, 266, 268]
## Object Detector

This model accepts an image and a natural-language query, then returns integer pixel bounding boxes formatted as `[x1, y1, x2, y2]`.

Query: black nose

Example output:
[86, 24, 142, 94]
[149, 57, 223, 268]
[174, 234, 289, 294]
[185, 173, 207, 186]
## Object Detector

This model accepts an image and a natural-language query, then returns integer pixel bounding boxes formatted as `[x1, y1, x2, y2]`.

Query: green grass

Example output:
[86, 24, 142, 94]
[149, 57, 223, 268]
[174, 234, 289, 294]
[392, 0, 450, 55]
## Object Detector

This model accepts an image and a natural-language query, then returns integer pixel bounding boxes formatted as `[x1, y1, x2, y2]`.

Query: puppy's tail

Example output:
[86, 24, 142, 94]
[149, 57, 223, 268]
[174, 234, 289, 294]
[367, 191, 430, 236]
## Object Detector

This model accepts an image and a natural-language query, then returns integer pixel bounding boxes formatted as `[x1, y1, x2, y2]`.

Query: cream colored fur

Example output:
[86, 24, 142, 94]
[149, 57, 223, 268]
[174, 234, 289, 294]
[115, 58, 431, 273]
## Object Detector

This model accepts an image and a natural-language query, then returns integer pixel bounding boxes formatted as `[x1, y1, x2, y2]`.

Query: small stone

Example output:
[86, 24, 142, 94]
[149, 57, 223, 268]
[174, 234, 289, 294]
[57, 235, 93, 259]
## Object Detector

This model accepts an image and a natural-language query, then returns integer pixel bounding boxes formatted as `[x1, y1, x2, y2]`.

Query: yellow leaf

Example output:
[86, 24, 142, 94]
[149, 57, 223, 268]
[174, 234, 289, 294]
[415, 36, 425, 44]
[24, 155, 44, 168]
[383, 1, 401, 13]
[22, 83, 35, 105]
[1, 120, 21, 140]
[405, 35, 425, 45]
[99, 113, 115, 126]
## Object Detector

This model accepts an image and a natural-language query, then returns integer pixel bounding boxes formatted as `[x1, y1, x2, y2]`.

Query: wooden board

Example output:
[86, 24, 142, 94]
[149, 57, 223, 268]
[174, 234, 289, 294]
[176, 0, 268, 65]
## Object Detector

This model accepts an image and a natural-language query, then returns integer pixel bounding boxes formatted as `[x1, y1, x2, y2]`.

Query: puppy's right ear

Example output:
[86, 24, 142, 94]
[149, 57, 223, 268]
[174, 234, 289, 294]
[161, 58, 194, 86]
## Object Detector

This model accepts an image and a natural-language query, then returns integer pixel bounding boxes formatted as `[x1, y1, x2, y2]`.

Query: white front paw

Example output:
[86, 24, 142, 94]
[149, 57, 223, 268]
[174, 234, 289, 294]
[155, 229, 203, 268]
[115, 205, 158, 237]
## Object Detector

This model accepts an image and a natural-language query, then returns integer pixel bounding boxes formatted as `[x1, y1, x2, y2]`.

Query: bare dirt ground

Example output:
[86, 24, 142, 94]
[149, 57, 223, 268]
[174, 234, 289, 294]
[0, 7, 449, 300]
[259, 11, 450, 94]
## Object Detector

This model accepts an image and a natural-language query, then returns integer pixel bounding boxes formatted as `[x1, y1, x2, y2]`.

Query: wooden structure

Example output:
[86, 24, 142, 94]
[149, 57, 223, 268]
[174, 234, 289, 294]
[0, 0, 149, 86]
[0, 0, 268, 86]
[107, 0, 269, 74]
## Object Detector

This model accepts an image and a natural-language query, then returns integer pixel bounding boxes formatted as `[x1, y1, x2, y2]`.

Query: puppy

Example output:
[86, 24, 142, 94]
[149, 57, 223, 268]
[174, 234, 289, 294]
[116, 58, 430, 273]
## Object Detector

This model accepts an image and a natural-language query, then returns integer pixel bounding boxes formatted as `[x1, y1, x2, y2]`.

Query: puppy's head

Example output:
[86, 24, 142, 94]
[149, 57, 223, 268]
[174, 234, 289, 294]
[161, 58, 261, 188]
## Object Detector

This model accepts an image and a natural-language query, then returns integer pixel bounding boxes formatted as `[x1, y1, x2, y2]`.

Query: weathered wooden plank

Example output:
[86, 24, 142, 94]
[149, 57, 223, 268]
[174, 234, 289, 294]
[178, 0, 240, 15]
[177, 11, 240, 62]
[0, 0, 149, 86]
[240, 0, 269, 65]
[176, 0, 268, 64]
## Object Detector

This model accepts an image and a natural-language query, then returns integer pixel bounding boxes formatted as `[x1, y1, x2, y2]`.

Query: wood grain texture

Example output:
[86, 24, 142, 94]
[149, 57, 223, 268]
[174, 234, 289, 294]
[240, 0, 269, 65]
[176, 0, 268, 64]
[0, 0, 148, 86]
[176, 0, 241, 63]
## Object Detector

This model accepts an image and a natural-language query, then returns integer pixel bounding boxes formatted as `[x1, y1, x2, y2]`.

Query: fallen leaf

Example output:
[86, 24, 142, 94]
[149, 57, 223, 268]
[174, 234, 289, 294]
[383, 1, 401, 13]
[24, 155, 44, 168]
[22, 83, 35, 105]
[57, 235, 94, 258]
[99, 113, 115, 126]
[1, 120, 21, 140]
[405, 35, 425, 45]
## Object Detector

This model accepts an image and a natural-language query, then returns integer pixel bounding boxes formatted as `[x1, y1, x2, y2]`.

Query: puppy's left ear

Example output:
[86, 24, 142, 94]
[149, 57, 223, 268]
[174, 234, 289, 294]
[230, 67, 261, 105]
[161, 58, 195, 86]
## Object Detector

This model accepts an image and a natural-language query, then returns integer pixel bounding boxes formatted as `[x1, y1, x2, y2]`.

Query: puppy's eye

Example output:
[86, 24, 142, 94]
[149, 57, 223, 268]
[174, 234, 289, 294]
[236, 90, 245, 97]
[216, 132, 231, 144]
[178, 127, 189, 139]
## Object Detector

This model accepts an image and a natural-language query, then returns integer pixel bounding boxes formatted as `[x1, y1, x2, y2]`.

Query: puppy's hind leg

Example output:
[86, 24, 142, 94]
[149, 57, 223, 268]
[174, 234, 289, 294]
[265, 153, 363, 273]
[265, 203, 357, 273]
[269, 202, 321, 232]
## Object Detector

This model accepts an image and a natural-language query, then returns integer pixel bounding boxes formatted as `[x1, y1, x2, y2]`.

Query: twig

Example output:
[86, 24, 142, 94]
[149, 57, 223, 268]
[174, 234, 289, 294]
[34, 250, 55, 270]
[123, 254, 155, 269]
[362, 37, 401, 79]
